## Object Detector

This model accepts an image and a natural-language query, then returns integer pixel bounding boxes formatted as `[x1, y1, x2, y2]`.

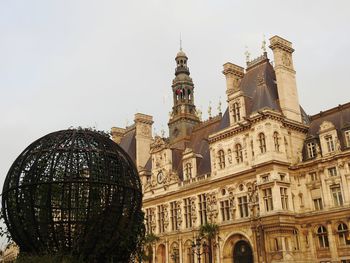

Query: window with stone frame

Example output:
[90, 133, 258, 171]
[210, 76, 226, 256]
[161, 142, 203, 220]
[232, 102, 241, 122]
[280, 187, 288, 210]
[273, 132, 280, 151]
[235, 143, 243, 163]
[325, 135, 335, 152]
[263, 188, 273, 212]
[220, 200, 231, 221]
[293, 229, 300, 250]
[307, 141, 317, 158]
[145, 208, 153, 234]
[313, 198, 323, 211]
[157, 205, 165, 233]
[185, 162, 192, 180]
[198, 194, 207, 225]
[218, 150, 225, 169]
[345, 130, 350, 147]
[183, 197, 192, 228]
[258, 133, 267, 153]
[337, 223, 350, 246]
[328, 167, 337, 177]
[331, 185, 344, 206]
[309, 172, 319, 181]
[170, 201, 178, 231]
[317, 225, 329, 248]
[238, 196, 249, 218]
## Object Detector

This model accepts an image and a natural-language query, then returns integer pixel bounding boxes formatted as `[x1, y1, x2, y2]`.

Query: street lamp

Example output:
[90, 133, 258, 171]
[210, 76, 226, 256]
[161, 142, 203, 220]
[191, 236, 208, 263]
[171, 247, 179, 263]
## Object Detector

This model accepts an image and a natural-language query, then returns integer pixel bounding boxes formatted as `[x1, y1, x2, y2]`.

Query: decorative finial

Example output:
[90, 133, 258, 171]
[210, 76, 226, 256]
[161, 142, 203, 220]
[261, 34, 267, 53]
[196, 108, 202, 121]
[161, 126, 165, 138]
[125, 119, 129, 128]
[244, 45, 251, 63]
[180, 33, 182, 51]
[217, 97, 222, 114]
[208, 101, 212, 118]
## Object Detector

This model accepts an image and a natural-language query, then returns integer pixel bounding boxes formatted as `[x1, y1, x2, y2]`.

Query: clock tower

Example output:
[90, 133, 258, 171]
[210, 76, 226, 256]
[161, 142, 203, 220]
[168, 48, 200, 145]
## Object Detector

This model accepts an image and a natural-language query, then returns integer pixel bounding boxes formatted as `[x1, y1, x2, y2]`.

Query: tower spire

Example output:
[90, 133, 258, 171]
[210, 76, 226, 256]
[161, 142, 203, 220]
[180, 33, 183, 51]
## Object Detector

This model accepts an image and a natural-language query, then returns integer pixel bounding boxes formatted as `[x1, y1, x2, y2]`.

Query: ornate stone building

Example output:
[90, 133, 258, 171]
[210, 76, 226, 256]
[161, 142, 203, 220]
[112, 36, 350, 263]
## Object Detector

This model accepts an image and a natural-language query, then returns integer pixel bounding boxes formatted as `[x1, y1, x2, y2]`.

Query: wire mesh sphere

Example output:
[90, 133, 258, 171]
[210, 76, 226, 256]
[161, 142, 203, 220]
[2, 129, 143, 261]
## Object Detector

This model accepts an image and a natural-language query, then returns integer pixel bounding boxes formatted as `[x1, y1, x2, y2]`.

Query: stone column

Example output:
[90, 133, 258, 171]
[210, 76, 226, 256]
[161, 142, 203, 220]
[326, 222, 339, 263]
[307, 227, 317, 262]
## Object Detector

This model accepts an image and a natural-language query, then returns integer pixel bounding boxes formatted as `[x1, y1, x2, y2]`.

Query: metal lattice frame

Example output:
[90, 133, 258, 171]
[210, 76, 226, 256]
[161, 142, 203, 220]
[2, 129, 142, 261]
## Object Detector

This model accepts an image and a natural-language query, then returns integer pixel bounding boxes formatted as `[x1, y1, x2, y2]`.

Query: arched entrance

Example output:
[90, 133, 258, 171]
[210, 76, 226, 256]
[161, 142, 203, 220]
[233, 240, 253, 263]
[156, 244, 166, 263]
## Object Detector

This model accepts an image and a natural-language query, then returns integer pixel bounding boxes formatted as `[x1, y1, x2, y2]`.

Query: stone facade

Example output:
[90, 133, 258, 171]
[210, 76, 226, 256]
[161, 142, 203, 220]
[113, 35, 350, 263]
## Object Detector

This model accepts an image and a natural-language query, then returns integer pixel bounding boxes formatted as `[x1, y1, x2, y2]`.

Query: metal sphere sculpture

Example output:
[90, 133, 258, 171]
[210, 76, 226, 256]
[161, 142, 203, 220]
[2, 129, 143, 262]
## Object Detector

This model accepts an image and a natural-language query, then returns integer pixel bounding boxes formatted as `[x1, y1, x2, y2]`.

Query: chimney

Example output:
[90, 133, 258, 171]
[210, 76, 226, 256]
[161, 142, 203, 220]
[222, 62, 244, 95]
[269, 35, 302, 122]
[134, 113, 153, 169]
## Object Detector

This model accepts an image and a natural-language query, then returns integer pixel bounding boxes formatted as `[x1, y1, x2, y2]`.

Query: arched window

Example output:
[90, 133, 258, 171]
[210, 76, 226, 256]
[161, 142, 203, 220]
[235, 144, 243, 163]
[185, 163, 192, 180]
[338, 223, 350, 246]
[232, 102, 241, 122]
[259, 133, 266, 153]
[317, 226, 329, 248]
[273, 132, 280, 151]
[293, 229, 300, 250]
[227, 149, 232, 164]
[218, 150, 225, 169]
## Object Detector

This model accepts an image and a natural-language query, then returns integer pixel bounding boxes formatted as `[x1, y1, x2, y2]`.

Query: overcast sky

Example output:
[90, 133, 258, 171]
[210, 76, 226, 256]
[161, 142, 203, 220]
[1, 0, 350, 236]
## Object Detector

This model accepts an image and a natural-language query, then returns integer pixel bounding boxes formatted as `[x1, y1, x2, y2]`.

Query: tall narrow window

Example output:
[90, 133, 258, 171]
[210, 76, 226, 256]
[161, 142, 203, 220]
[157, 205, 165, 233]
[232, 102, 241, 122]
[263, 188, 273, 211]
[309, 172, 318, 181]
[313, 198, 323, 210]
[325, 136, 335, 152]
[293, 229, 300, 250]
[185, 163, 192, 180]
[220, 200, 231, 221]
[331, 185, 343, 206]
[218, 150, 225, 169]
[198, 194, 207, 225]
[170, 201, 178, 231]
[259, 133, 266, 153]
[317, 226, 329, 248]
[146, 208, 153, 234]
[345, 130, 350, 147]
[235, 144, 243, 163]
[307, 142, 317, 158]
[184, 198, 192, 228]
[280, 187, 288, 210]
[238, 196, 249, 218]
[337, 223, 350, 246]
[273, 132, 280, 151]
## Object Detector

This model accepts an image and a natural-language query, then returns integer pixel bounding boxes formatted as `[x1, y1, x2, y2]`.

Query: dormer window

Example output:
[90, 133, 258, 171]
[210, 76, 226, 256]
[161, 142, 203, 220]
[258, 133, 266, 153]
[325, 135, 335, 152]
[218, 150, 225, 169]
[345, 130, 350, 147]
[185, 163, 192, 180]
[232, 102, 241, 122]
[307, 142, 317, 158]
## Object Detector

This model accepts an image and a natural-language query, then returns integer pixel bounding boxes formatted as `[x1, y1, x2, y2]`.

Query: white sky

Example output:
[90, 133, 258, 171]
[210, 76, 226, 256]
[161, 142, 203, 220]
[0, 0, 350, 237]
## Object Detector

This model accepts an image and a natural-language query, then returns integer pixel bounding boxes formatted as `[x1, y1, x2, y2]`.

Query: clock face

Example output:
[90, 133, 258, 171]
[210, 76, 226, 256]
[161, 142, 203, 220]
[157, 171, 164, 184]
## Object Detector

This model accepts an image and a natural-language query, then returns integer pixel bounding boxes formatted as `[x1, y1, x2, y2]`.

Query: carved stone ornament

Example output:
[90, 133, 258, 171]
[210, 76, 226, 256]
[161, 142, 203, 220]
[206, 191, 219, 222]
[150, 208, 157, 233]
[319, 121, 335, 133]
[176, 201, 183, 228]
[141, 124, 151, 137]
[190, 197, 197, 224]
[163, 204, 169, 230]
[282, 52, 291, 67]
